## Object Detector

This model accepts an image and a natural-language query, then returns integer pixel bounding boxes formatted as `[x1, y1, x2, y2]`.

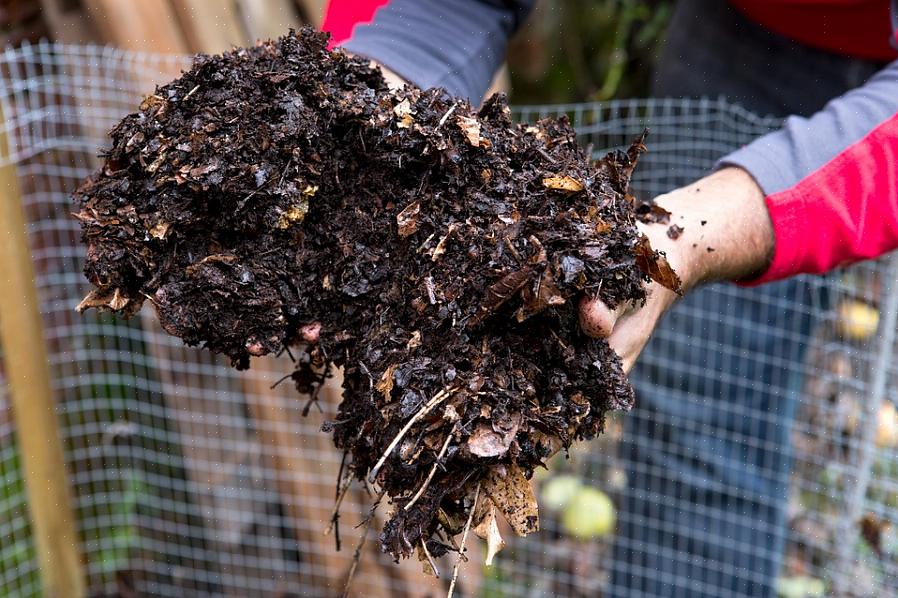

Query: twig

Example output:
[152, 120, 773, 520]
[325, 475, 353, 537]
[446, 483, 480, 598]
[421, 538, 440, 578]
[404, 431, 454, 511]
[537, 147, 557, 164]
[368, 386, 455, 482]
[269, 372, 293, 389]
[437, 102, 458, 128]
[340, 488, 386, 598]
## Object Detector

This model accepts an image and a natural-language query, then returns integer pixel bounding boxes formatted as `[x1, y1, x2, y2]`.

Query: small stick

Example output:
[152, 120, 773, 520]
[324, 475, 353, 537]
[368, 387, 455, 482]
[437, 102, 458, 128]
[404, 431, 454, 511]
[446, 483, 480, 598]
[340, 488, 386, 598]
[420, 538, 440, 578]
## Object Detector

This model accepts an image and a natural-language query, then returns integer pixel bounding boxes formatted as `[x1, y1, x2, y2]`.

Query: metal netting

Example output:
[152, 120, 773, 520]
[1, 42, 897, 598]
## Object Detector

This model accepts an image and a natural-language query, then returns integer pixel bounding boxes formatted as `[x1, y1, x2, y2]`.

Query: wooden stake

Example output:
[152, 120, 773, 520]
[0, 104, 85, 598]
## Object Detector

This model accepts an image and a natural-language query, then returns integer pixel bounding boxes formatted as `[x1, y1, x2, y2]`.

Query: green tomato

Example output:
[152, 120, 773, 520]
[561, 487, 615, 539]
[776, 576, 825, 598]
[541, 475, 582, 512]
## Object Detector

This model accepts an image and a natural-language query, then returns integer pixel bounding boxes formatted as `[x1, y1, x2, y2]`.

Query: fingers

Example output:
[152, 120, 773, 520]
[578, 296, 620, 339]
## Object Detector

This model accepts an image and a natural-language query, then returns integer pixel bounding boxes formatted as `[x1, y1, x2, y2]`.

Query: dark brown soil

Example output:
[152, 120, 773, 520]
[75, 28, 678, 563]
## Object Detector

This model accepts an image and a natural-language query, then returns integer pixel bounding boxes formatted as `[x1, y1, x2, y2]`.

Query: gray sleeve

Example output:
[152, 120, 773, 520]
[340, 0, 536, 103]
[719, 58, 898, 196]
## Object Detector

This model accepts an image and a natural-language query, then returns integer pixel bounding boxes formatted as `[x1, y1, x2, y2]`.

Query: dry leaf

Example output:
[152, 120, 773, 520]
[76, 287, 130, 313]
[636, 202, 672, 224]
[277, 200, 309, 228]
[376, 364, 398, 401]
[397, 201, 421, 238]
[456, 115, 481, 146]
[466, 411, 521, 457]
[475, 267, 532, 322]
[407, 330, 422, 350]
[516, 270, 566, 321]
[482, 463, 539, 536]
[473, 503, 506, 566]
[149, 221, 170, 239]
[185, 253, 238, 276]
[394, 98, 414, 128]
[430, 222, 460, 261]
[633, 235, 682, 294]
[542, 175, 584, 193]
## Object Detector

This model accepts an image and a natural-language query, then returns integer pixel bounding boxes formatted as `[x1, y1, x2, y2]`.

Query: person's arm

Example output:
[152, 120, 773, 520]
[322, 0, 536, 103]
[720, 58, 898, 284]
[584, 59, 898, 369]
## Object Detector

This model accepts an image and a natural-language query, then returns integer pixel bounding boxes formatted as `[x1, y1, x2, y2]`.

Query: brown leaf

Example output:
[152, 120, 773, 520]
[76, 287, 131, 313]
[482, 463, 539, 536]
[466, 411, 521, 457]
[516, 270, 566, 321]
[635, 202, 671, 224]
[634, 235, 682, 294]
[406, 330, 422, 350]
[473, 503, 506, 566]
[542, 175, 584, 193]
[375, 364, 398, 401]
[456, 115, 481, 146]
[430, 222, 460, 262]
[277, 200, 309, 228]
[394, 98, 414, 128]
[149, 221, 171, 239]
[397, 201, 421, 238]
[475, 268, 532, 322]
[185, 253, 238, 275]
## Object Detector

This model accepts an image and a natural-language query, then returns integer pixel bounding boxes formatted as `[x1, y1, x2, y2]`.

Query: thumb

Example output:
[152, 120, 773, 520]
[578, 296, 622, 339]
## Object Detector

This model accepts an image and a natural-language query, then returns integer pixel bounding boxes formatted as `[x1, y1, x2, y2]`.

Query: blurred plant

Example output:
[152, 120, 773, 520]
[0, 448, 40, 597]
[507, 0, 672, 103]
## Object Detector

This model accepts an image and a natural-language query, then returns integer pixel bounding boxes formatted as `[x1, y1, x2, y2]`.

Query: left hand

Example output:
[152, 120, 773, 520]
[579, 166, 775, 371]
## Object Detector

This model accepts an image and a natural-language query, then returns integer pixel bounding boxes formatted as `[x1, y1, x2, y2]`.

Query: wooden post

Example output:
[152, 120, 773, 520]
[0, 105, 85, 598]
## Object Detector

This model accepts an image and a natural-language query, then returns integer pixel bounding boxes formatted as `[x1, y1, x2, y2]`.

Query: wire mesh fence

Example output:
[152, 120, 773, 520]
[1, 42, 897, 598]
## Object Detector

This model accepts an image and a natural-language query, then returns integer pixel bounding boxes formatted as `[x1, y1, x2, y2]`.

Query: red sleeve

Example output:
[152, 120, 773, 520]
[747, 112, 898, 285]
[321, 0, 390, 48]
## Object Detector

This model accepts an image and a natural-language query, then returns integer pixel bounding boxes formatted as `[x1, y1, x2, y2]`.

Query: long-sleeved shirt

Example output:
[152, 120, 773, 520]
[322, 0, 898, 285]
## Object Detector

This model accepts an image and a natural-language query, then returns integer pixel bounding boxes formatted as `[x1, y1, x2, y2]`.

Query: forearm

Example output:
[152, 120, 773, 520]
[650, 167, 774, 290]
[324, 0, 535, 102]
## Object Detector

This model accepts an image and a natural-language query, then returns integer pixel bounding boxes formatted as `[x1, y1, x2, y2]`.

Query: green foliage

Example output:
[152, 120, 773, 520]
[0, 448, 40, 598]
[507, 0, 672, 103]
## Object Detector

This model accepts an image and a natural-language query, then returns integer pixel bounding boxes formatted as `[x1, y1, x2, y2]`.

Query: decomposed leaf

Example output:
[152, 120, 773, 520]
[149, 220, 171, 239]
[394, 98, 414, 128]
[474, 268, 532, 322]
[482, 463, 539, 536]
[456, 115, 481, 146]
[473, 503, 506, 566]
[466, 411, 521, 457]
[633, 235, 682, 294]
[542, 175, 584, 193]
[277, 200, 309, 228]
[376, 364, 398, 401]
[397, 201, 421, 238]
[76, 287, 131, 313]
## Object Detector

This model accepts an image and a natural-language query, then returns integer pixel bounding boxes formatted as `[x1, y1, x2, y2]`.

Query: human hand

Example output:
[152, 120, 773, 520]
[579, 167, 774, 372]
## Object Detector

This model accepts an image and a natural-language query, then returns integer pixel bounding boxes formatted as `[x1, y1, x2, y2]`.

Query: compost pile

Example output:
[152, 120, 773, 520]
[75, 28, 678, 567]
